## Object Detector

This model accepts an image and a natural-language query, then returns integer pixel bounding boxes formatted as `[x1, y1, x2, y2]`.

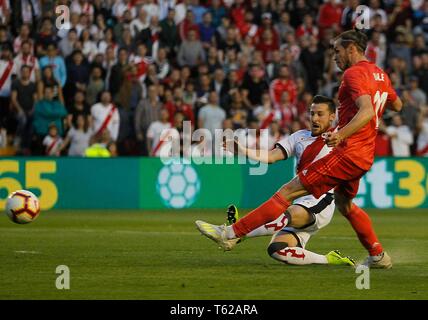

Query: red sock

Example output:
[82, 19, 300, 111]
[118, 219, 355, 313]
[233, 192, 291, 238]
[345, 204, 383, 256]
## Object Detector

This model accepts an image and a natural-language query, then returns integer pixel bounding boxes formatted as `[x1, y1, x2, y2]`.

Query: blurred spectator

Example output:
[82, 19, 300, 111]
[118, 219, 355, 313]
[385, 114, 413, 156]
[43, 123, 63, 156]
[131, 7, 149, 38]
[209, 0, 226, 28]
[67, 90, 90, 128]
[33, 86, 67, 144]
[415, 52, 428, 97]
[91, 90, 120, 142]
[137, 15, 161, 57]
[228, 90, 247, 129]
[146, 108, 172, 156]
[155, 47, 170, 80]
[13, 23, 33, 54]
[179, 9, 199, 41]
[190, 0, 207, 25]
[318, 0, 343, 36]
[276, 91, 298, 129]
[159, 8, 180, 57]
[341, 0, 359, 31]
[84, 129, 113, 157]
[198, 91, 226, 137]
[300, 35, 325, 94]
[366, 31, 387, 69]
[296, 14, 319, 39]
[417, 106, 428, 156]
[109, 47, 129, 98]
[64, 50, 90, 104]
[135, 84, 162, 154]
[60, 113, 93, 157]
[11, 65, 37, 149]
[177, 29, 206, 68]
[39, 43, 67, 88]
[0, 44, 18, 134]
[86, 66, 105, 107]
[14, 40, 40, 83]
[275, 11, 294, 45]
[241, 64, 269, 108]
[199, 11, 215, 49]
[270, 64, 297, 107]
[38, 65, 65, 105]
[409, 76, 427, 107]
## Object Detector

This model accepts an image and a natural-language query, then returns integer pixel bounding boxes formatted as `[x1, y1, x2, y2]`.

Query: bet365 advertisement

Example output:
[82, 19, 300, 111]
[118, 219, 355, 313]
[1, 157, 428, 210]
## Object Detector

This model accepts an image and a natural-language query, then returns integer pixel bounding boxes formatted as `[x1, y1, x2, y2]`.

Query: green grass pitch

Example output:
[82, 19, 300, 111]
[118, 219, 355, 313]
[0, 209, 427, 300]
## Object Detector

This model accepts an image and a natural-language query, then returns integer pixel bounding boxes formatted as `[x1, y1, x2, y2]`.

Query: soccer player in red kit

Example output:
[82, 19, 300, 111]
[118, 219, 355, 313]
[196, 29, 403, 269]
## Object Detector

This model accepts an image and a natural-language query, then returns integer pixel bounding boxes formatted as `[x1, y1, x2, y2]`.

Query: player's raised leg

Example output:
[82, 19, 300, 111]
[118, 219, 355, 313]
[334, 190, 392, 269]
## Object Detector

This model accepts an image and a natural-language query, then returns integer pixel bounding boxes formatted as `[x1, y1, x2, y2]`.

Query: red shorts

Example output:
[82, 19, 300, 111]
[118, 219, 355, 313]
[298, 149, 368, 199]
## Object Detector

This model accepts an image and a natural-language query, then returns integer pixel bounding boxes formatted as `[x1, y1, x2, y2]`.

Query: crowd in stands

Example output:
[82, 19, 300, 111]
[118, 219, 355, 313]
[0, 0, 427, 157]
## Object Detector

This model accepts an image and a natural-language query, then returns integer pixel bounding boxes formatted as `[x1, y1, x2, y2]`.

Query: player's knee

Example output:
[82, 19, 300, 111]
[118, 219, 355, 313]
[335, 199, 351, 216]
[267, 242, 288, 257]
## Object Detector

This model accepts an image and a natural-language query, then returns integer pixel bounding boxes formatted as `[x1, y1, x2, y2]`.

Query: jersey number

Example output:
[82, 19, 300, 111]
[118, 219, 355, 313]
[373, 91, 388, 128]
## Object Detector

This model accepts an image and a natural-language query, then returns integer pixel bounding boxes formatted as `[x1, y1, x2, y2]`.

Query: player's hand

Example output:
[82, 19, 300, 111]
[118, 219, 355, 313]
[323, 132, 343, 147]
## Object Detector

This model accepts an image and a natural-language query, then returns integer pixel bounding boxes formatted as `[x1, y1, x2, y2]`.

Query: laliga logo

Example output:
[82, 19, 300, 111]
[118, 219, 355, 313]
[156, 162, 201, 209]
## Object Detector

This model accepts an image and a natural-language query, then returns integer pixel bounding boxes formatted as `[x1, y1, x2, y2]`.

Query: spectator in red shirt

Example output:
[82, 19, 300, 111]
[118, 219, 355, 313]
[269, 65, 297, 106]
[256, 29, 279, 63]
[255, 13, 279, 47]
[318, 0, 343, 36]
[296, 14, 319, 39]
[179, 9, 200, 41]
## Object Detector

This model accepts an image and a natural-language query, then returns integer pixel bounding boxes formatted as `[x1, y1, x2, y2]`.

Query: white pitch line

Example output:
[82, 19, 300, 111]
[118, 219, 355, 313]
[14, 251, 40, 254]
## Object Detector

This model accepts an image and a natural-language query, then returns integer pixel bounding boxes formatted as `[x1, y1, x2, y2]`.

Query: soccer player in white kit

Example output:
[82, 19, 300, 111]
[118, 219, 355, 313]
[196, 95, 354, 266]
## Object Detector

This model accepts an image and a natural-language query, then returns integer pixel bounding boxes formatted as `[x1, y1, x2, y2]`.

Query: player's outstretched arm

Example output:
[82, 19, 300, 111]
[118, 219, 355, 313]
[326, 95, 375, 147]
[223, 138, 286, 163]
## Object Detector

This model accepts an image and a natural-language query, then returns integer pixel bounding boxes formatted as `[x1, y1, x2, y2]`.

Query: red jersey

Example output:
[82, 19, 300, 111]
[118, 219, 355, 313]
[338, 60, 397, 170]
[269, 78, 297, 105]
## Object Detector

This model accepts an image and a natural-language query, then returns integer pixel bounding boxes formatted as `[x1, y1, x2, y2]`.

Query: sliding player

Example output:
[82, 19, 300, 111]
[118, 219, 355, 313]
[196, 29, 402, 268]
[197, 96, 354, 266]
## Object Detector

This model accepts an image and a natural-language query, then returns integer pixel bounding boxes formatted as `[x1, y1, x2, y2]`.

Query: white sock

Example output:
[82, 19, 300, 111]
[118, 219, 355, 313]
[271, 247, 328, 265]
[246, 214, 289, 238]
[225, 225, 236, 239]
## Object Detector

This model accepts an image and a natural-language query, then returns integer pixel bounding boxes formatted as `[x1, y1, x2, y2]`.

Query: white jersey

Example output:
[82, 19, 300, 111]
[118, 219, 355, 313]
[90, 103, 120, 141]
[43, 135, 63, 156]
[13, 54, 40, 82]
[0, 60, 18, 97]
[146, 121, 172, 156]
[275, 129, 332, 174]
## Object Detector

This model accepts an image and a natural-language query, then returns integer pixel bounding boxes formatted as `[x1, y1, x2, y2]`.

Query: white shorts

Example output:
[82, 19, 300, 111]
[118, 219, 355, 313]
[281, 193, 335, 248]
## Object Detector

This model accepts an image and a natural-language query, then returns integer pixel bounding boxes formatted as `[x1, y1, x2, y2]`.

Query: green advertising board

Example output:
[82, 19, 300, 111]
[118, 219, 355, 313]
[1, 157, 428, 210]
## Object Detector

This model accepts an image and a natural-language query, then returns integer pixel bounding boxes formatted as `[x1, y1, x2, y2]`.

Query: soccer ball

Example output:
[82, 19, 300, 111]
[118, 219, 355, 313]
[5, 190, 41, 224]
[156, 163, 201, 209]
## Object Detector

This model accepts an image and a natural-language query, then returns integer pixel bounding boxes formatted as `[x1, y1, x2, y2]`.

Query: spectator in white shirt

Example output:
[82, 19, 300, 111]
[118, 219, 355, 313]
[386, 114, 414, 156]
[130, 8, 149, 38]
[90, 91, 120, 141]
[146, 108, 172, 156]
